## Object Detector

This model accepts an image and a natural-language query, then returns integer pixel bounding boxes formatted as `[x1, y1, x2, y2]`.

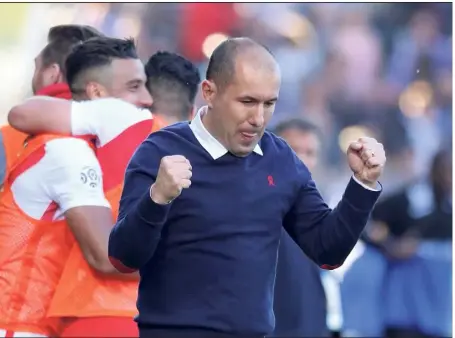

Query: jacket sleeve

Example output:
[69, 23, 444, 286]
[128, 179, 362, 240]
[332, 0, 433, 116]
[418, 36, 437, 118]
[283, 149, 382, 269]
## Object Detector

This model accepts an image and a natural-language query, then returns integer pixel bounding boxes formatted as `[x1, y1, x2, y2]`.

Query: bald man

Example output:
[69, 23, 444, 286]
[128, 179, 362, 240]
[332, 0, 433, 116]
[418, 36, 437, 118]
[108, 37, 386, 338]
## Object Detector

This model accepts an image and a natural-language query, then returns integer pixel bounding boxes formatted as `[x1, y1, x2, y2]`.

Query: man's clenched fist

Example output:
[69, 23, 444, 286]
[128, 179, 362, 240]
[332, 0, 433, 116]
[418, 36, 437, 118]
[150, 155, 192, 205]
[347, 137, 386, 189]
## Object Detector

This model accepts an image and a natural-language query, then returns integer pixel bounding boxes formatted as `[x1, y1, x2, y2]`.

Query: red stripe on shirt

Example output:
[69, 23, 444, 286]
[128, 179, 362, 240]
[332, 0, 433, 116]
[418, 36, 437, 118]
[8, 145, 46, 185]
[97, 119, 154, 191]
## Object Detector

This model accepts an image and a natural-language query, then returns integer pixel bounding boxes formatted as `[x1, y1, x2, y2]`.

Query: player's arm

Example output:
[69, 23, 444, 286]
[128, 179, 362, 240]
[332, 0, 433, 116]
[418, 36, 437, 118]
[109, 132, 171, 272]
[8, 96, 72, 134]
[8, 96, 145, 136]
[44, 137, 138, 277]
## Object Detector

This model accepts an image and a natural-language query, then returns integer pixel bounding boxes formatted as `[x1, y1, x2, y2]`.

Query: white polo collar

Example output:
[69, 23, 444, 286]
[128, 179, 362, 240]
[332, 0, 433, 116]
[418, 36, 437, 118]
[189, 106, 263, 160]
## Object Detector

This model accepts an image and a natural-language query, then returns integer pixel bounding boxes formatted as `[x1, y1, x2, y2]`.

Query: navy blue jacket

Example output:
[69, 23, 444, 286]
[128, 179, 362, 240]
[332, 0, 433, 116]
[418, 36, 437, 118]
[272, 231, 329, 337]
[109, 122, 381, 336]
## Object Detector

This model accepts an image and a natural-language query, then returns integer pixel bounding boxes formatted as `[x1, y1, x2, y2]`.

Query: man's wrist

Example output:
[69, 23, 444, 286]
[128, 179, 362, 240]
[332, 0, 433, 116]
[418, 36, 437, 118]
[353, 174, 379, 191]
[136, 185, 171, 226]
[150, 184, 172, 205]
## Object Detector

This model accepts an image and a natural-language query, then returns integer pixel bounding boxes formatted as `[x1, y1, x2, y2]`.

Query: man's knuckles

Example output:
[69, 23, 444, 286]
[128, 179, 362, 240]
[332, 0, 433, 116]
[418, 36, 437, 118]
[162, 161, 192, 174]
[161, 155, 189, 166]
[166, 166, 192, 177]
[168, 170, 192, 184]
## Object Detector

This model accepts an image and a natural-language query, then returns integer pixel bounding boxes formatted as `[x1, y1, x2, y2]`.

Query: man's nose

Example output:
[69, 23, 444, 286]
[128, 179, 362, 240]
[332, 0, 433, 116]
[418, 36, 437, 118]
[139, 90, 153, 108]
[249, 105, 265, 127]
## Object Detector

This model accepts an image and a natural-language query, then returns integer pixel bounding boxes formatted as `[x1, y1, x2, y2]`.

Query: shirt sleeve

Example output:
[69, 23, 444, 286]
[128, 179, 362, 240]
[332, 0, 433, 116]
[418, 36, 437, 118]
[70, 98, 152, 144]
[351, 175, 381, 191]
[283, 149, 382, 270]
[108, 131, 172, 271]
[43, 137, 110, 213]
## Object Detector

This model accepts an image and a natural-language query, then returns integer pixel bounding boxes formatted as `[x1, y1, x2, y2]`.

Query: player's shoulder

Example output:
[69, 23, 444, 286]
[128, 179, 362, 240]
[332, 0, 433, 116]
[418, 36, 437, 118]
[44, 137, 96, 163]
[9, 137, 98, 192]
[71, 98, 153, 146]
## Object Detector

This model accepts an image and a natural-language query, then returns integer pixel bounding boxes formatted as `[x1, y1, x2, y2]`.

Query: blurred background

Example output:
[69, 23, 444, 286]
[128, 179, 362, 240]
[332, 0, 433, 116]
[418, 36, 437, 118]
[0, 2, 451, 191]
[0, 2, 451, 337]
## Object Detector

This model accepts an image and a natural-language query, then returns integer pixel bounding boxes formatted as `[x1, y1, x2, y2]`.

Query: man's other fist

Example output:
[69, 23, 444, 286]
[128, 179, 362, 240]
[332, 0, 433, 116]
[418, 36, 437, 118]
[347, 137, 386, 188]
[150, 155, 192, 205]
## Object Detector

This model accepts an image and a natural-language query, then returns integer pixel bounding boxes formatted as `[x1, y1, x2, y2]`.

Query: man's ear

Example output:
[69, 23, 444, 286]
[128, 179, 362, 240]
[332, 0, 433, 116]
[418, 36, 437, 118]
[86, 82, 108, 100]
[201, 79, 217, 109]
[44, 63, 62, 85]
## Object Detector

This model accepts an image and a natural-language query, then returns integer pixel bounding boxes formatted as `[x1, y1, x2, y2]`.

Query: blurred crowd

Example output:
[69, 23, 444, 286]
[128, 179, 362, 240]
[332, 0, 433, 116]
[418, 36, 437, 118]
[9, 2, 450, 192]
[105, 3, 453, 337]
[0, 2, 451, 338]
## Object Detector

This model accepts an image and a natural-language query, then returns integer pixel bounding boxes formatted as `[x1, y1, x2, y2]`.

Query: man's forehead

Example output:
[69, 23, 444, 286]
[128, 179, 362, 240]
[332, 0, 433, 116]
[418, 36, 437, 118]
[234, 58, 280, 83]
[237, 56, 280, 74]
[230, 64, 280, 100]
[236, 47, 279, 71]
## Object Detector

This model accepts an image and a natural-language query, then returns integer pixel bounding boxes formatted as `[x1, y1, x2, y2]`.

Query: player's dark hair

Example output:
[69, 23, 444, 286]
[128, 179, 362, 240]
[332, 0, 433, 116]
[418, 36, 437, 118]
[205, 37, 274, 88]
[40, 25, 104, 75]
[65, 37, 138, 94]
[273, 117, 322, 141]
[145, 51, 201, 121]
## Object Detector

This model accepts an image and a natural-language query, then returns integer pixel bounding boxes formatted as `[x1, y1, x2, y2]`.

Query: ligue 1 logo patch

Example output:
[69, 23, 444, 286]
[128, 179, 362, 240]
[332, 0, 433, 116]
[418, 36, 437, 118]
[80, 166, 100, 188]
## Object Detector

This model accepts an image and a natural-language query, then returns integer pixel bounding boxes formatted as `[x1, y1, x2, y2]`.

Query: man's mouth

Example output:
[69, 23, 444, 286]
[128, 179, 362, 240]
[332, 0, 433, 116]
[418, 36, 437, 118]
[240, 132, 257, 141]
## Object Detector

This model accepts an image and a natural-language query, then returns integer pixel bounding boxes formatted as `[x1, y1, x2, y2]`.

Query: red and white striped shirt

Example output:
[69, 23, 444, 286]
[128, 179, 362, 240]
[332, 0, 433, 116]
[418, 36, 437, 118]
[11, 98, 153, 220]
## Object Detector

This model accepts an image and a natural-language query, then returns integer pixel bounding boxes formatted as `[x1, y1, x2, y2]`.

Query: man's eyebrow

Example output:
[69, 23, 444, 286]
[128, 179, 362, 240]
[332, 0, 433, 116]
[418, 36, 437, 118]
[238, 96, 278, 102]
[126, 79, 145, 85]
[238, 95, 258, 101]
